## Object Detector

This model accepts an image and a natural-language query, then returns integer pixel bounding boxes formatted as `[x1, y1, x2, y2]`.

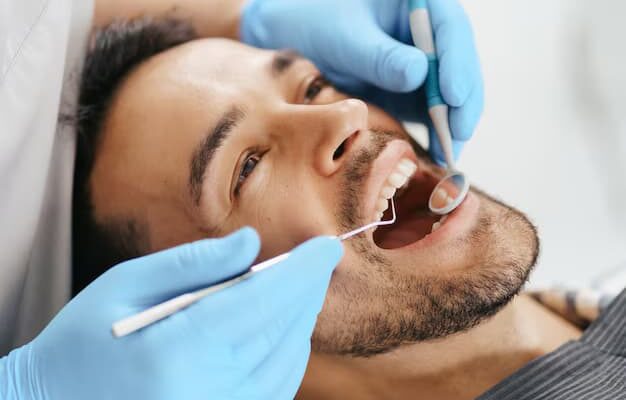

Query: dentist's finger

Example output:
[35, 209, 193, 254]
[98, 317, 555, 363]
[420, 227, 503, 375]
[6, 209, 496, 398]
[252, 308, 317, 400]
[103, 227, 260, 302]
[346, 22, 428, 92]
[429, 0, 481, 108]
[235, 300, 320, 399]
[449, 81, 484, 142]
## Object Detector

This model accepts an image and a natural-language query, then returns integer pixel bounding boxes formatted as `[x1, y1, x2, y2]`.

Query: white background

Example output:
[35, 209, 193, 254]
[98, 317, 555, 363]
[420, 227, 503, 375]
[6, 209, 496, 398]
[409, 0, 626, 287]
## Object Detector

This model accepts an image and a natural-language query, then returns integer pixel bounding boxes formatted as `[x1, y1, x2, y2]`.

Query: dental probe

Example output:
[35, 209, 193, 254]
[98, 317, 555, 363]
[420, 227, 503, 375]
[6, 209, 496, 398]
[111, 198, 397, 338]
[408, 0, 470, 215]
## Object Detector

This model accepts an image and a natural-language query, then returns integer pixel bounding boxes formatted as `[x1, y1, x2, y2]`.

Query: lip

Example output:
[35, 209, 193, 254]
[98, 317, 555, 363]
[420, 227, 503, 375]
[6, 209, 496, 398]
[362, 140, 420, 223]
[370, 191, 480, 253]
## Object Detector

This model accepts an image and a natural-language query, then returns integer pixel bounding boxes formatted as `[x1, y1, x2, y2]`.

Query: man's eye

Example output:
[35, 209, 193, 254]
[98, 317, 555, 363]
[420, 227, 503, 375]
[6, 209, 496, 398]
[235, 154, 260, 196]
[304, 76, 329, 103]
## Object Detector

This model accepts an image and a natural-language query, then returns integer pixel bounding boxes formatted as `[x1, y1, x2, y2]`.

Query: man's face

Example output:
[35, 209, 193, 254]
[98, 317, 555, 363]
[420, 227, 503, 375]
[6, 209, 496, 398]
[91, 39, 538, 356]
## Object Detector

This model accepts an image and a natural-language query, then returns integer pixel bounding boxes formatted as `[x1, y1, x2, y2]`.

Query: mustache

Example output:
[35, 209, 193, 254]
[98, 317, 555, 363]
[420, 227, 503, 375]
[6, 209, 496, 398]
[338, 129, 405, 231]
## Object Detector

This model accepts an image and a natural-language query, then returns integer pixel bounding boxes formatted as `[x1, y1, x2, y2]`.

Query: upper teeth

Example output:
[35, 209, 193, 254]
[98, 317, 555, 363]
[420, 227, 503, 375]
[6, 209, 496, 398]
[374, 158, 417, 218]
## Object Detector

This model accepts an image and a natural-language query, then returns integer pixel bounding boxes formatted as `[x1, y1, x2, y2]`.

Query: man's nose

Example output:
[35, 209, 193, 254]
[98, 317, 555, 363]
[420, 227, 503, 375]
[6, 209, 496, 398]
[286, 99, 368, 177]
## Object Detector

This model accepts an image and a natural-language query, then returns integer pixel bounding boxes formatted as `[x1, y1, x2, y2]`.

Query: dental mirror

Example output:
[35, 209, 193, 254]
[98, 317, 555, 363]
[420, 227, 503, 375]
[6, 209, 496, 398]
[427, 109, 470, 216]
[428, 172, 469, 215]
[408, 0, 470, 216]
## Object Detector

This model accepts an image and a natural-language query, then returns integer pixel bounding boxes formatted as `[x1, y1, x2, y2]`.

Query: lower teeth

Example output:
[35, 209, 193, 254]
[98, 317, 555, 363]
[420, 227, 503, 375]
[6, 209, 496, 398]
[431, 215, 448, 233]
[431, 221, 441, 232]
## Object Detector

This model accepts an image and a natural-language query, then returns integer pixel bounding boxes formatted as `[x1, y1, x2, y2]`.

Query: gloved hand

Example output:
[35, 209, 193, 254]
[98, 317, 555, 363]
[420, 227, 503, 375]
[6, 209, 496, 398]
[0, 227, 343, 400]
[241, 0, 483, 164]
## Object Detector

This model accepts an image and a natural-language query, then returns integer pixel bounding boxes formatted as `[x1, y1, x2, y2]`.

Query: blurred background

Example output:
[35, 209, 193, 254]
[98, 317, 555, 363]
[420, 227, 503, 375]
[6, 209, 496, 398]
[409, 0, 626, 288]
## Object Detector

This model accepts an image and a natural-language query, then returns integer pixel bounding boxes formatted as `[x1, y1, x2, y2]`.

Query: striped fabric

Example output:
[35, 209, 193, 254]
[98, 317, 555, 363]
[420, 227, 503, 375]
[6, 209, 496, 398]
[477, 288, 626, 399]
[528, 288, 618, 328]
[527, 261, 626, 328]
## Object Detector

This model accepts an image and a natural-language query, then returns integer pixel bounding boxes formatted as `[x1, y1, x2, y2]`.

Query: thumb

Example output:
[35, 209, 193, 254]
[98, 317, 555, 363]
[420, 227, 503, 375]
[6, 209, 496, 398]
[346, 26, 427, 93]
[112, 227, 260, 301]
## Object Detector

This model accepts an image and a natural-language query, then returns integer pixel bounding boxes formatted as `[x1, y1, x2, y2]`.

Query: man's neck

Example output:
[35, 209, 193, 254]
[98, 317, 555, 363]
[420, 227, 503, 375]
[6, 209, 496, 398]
[298, 295, 583, 400]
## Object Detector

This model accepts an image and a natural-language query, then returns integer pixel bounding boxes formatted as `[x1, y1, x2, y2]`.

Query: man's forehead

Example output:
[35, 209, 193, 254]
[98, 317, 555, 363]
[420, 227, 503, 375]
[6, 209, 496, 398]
[143, 38, 273, 86]
[112, 39, 272, 126]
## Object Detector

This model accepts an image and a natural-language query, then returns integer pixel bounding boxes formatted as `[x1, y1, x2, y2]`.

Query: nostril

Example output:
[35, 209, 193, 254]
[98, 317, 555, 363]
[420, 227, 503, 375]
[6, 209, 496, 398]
[333, 130, 360, 161]
[333, 140, 347, 160]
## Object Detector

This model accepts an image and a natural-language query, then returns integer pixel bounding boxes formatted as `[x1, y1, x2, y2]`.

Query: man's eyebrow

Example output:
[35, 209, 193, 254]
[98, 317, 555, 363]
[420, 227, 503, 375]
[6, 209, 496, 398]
[271, 49, 303, 77]
[189, 106, 245, 205]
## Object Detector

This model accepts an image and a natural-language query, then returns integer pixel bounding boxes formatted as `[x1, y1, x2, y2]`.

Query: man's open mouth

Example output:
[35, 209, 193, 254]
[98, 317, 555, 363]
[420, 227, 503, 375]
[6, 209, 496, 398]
[360, 140, 452, 250]
[372, 161, 447, 249]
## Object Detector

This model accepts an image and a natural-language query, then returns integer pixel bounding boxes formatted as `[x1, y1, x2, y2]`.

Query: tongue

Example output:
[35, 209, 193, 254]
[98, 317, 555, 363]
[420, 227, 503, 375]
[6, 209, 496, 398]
[374, 211, 439, 249]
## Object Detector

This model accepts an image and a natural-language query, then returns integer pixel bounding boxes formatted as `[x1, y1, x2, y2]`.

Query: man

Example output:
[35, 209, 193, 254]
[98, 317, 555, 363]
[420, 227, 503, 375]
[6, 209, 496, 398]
[0, 1, 484, 399]
[71, 19, 625, 399]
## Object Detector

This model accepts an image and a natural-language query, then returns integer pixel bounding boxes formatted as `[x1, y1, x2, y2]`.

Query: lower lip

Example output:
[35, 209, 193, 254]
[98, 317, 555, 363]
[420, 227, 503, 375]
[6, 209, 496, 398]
[377, 191, 480, 252]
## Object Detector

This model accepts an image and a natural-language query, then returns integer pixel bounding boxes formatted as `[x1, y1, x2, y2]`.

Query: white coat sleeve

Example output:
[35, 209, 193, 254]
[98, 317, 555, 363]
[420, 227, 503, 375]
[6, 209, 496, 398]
[0, 0, 94, 354]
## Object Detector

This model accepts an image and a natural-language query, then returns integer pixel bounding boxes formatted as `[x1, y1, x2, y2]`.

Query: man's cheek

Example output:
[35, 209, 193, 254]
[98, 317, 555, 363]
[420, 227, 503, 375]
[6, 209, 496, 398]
[252, 213, 328, 261]
[331, 248, 359, 273]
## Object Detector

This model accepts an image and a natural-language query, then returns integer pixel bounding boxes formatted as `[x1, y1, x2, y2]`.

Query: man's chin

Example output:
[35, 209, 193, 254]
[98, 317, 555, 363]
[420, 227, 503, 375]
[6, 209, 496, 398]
[313, 188, 539, 357]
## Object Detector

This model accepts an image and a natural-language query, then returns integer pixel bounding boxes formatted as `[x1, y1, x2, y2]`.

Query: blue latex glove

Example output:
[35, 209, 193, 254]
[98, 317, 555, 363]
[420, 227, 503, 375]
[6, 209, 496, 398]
[0, 227, 343, 400]
[241, 0, 483, 164]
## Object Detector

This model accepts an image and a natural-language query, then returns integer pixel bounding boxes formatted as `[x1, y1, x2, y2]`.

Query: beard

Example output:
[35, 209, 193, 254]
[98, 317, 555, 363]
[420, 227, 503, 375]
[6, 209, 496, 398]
[311, 130, 540, 357]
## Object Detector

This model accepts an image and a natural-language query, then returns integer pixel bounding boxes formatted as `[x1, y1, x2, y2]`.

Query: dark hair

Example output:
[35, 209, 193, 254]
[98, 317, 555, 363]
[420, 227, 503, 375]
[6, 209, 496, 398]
[72, 17, 198, 294]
